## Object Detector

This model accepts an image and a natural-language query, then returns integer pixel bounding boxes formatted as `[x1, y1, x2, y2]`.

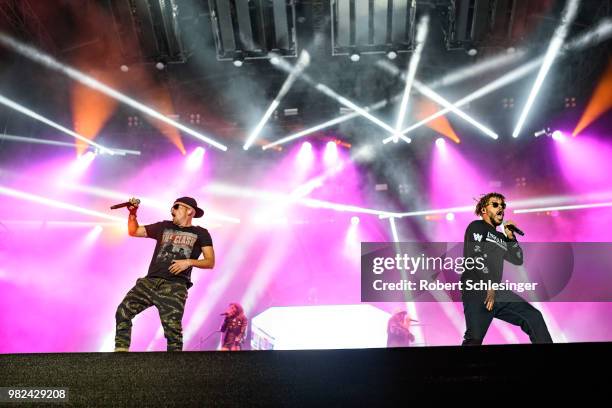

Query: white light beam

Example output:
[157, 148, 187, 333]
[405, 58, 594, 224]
[204, 183, 395, 217]
[377, 60, 499, 140]
[413, 81, 498, 139]
[0, 33, 228, 151]
[243, 51, 311, 150]
[262, 98, 392, 150]
[514, 202, 612, 214]
[389, 217, 400, 242]
[271, 56, 411, 143]
[382, 58, 544, 143]
[0, 133, 140, 155]
[0, 95, 115, 155]
[59, 182, 241, 224]
[512, 0, 580, 138]
[0, 185, 124, 221]
[380, 13, 609, 144]
[393, 15, 429, 143]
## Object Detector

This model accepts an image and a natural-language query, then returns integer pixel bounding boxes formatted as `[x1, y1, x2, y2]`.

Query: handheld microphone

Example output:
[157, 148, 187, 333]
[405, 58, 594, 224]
[504, 222, 525, 236]
[220, 312, 229, 316]
[110, 198, 140, 210]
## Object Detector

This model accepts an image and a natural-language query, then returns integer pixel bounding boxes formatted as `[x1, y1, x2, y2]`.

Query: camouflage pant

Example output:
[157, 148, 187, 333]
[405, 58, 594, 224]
[115, 277, 188, 351]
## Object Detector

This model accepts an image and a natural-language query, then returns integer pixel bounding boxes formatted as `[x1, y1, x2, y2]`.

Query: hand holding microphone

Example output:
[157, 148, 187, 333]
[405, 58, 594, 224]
[110, 198, 141, 217]
[110, 197, 140, 210]
[503, 220, 524, 237]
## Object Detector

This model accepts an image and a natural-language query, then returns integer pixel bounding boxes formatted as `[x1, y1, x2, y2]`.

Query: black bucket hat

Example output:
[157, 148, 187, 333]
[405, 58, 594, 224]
[174, 196, 204, 218]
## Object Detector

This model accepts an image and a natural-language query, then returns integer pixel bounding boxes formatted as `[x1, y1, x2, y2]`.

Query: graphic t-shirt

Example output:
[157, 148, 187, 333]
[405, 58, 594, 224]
[462, 220, 523, 297]
[144, 221, 213, 287]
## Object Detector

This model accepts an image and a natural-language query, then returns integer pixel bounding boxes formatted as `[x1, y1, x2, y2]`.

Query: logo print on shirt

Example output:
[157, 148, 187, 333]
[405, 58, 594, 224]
[156, 230, 197, 263]
[473, 233, 483, 242]
[486, 231, 508, 251]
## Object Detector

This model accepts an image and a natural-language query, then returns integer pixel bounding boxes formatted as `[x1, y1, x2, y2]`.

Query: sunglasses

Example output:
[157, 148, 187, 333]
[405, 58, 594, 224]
[488, 202, 506, 209]
[172, 204, 184, 210]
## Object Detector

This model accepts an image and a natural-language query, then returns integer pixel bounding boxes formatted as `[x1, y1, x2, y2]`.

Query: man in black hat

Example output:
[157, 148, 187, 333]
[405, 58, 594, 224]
[114, 197, 215, 351]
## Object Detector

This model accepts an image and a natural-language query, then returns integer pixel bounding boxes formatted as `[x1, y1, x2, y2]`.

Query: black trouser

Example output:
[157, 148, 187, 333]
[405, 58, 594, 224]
[115, 277, 188, 351]
[462, 290, 553, 345]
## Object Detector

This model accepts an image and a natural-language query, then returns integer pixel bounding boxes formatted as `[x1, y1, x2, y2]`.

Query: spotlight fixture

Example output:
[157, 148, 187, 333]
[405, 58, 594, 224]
[551, 130, 566, 142]
[534, 127, 551, 137]
[120, 65, 129, 72]
[349, 52, 360, 62]
[435, 137, 446, 148]
[155, 61, 165, 70]
[467, 48, 478, 56]
[296, 141, 314, 168]
[233, 55, 244, 67]
[324, 141, 339, 166]
[186, 146, 206, 171]
[386, 50, 398, 60]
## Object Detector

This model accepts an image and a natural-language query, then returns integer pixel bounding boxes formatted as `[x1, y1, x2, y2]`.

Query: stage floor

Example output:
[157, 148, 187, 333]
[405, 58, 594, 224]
[1, 342, 610, 406]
